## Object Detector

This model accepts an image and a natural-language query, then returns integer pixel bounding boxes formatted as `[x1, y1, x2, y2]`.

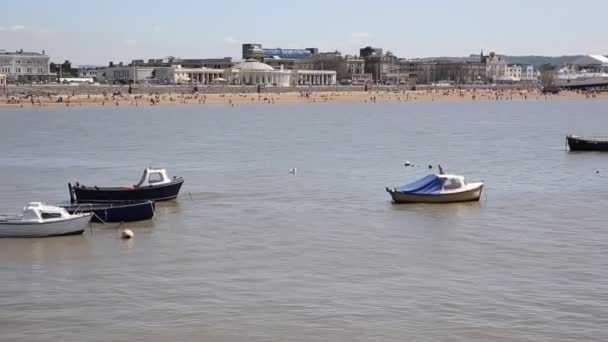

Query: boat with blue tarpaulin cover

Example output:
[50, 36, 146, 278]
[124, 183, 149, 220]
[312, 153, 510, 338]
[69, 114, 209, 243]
[386, 173, 483, 203]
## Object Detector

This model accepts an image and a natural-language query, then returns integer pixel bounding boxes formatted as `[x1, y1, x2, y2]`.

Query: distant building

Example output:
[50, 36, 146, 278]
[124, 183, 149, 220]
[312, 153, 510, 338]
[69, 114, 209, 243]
[0, 49, 55, 82]
[503, 64, 522, 81]
[105, 53, 335, 86]
[224, 60, 292, 86]
[496, 64, 539, 83]
[262, 47, 316, 59]
[242, 43, 317, 61]
[289, 51, 369, 84]
[198, 58, 234, 69]
[104, 63, 156, 83]
[342, 55, 369, 84]
[363, 50, 400, 83]
[401, 60, 421, 82]
[169, 58, 233, 69]
[343, 55, 365, 74]
[522, 65, 539, 81]
[242, 44, 265, 60]
[265, 56, 296, 70]
[223, 60, 336, 86]
[253, 49, 367, 84]
[104, 57, 234, 84]
[484, 52, 507, 82]
[359, 47, 416, 84]
[292, 69, 337, 86]
[0, 73, 6, 92]
[76, 67, 106, 81]
[130, 57, 234, 69]
[241, 44, 366, 84]
[359, 46, 383, 58]
[412, 56, 486, 85]
[155, 65, 224, 84]
[308, 51, 342, 71]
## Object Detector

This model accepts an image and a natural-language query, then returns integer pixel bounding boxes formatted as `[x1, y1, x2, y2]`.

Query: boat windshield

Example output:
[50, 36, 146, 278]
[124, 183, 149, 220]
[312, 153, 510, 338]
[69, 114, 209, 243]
[41, 212, 62, 219]
[148, 172, 164, 184]
[443, 178, 462, 190]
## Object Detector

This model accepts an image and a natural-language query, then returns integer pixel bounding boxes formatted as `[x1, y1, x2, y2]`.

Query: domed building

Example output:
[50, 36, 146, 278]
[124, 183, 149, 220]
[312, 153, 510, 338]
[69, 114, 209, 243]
[225, 59, 292, 86]
[225, 59, 337, 87]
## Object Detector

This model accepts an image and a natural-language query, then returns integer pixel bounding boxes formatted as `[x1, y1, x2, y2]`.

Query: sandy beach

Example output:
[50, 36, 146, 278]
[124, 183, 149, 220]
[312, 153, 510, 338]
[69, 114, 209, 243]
[1, 86, 607, 108]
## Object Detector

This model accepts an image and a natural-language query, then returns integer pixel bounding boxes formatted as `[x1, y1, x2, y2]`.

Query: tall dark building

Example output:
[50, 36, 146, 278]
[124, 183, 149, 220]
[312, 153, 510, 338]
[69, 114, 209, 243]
[242, 44, 264, 60]
[359, 46, 383, 58]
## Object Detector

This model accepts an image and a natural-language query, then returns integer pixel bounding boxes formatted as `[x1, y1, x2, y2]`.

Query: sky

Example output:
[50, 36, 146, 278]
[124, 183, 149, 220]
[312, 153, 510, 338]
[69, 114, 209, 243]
[0, 0, 606, 66]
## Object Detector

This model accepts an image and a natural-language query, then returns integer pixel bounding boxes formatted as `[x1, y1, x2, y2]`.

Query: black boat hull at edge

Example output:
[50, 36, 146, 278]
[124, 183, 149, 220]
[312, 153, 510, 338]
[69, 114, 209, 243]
[567, 135, 608, 151]
[61, 201, 156, 223]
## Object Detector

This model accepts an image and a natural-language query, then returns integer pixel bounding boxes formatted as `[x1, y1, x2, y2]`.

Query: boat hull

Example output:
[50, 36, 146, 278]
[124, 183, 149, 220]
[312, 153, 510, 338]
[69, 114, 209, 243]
[71, 179, 183, 203]
[567, 135, 608, 151]
[387, 184, 483, 204]
[61, 201, 155, 223]
[0, 214, 91, 238]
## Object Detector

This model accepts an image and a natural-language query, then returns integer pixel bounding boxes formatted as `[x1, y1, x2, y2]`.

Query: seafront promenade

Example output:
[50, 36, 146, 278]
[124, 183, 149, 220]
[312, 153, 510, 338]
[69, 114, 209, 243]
[1, 84, 606, 107]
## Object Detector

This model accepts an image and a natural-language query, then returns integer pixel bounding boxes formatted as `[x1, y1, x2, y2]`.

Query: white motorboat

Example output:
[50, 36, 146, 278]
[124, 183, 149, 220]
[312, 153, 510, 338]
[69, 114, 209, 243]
[0, 202, 92, 238]
[386, 174, 484, 204]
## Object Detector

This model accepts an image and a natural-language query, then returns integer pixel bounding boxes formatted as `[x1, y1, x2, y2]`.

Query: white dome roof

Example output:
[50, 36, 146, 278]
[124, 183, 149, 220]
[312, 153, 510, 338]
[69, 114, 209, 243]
[233, 59, 275, 71]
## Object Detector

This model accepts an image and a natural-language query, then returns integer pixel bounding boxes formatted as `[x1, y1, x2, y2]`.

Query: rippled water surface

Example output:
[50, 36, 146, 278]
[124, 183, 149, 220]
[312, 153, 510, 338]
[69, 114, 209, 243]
[1, 100, 608, 341]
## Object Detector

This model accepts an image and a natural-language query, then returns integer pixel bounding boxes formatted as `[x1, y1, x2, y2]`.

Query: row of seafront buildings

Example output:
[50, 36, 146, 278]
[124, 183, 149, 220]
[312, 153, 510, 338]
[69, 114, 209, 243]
[94, 47, 541, 86]
[2, 46, 607, 88]
[75, 47, 544, 86]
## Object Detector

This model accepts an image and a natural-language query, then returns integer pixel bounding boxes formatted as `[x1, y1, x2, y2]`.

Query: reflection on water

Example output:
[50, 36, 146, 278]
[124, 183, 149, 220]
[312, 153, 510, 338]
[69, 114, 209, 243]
[1, 101, 608, 341]
[121, 237, 136, 254]
[2, 235, 93, 276]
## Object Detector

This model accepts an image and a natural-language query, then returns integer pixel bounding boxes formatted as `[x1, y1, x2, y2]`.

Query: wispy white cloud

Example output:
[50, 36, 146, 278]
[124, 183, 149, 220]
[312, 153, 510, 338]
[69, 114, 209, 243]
[0, 25, 50, 33]
[152, 25, 161, 33]
[223, 36, 240, 45]
[10, 25, 25, 31]
[0, 25, 26, 32]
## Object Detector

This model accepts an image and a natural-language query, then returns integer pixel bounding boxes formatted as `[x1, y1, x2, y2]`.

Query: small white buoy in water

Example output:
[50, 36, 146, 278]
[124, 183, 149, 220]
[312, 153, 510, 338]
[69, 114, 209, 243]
[121, 229, 134, 239]
[289, 168, 297, 175]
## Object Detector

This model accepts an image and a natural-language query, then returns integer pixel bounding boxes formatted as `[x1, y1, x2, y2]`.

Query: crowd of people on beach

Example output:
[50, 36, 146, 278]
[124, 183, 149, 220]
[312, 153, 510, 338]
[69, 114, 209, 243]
[1, 86, 607, 107]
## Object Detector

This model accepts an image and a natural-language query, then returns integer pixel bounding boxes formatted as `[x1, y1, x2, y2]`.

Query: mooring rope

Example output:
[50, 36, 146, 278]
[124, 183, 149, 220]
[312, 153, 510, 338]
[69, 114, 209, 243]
[91, 211, 108, 224]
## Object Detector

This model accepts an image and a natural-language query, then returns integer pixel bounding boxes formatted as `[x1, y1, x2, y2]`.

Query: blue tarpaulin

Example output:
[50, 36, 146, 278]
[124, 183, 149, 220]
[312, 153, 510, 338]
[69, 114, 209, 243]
[395, 174, 445, 194]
